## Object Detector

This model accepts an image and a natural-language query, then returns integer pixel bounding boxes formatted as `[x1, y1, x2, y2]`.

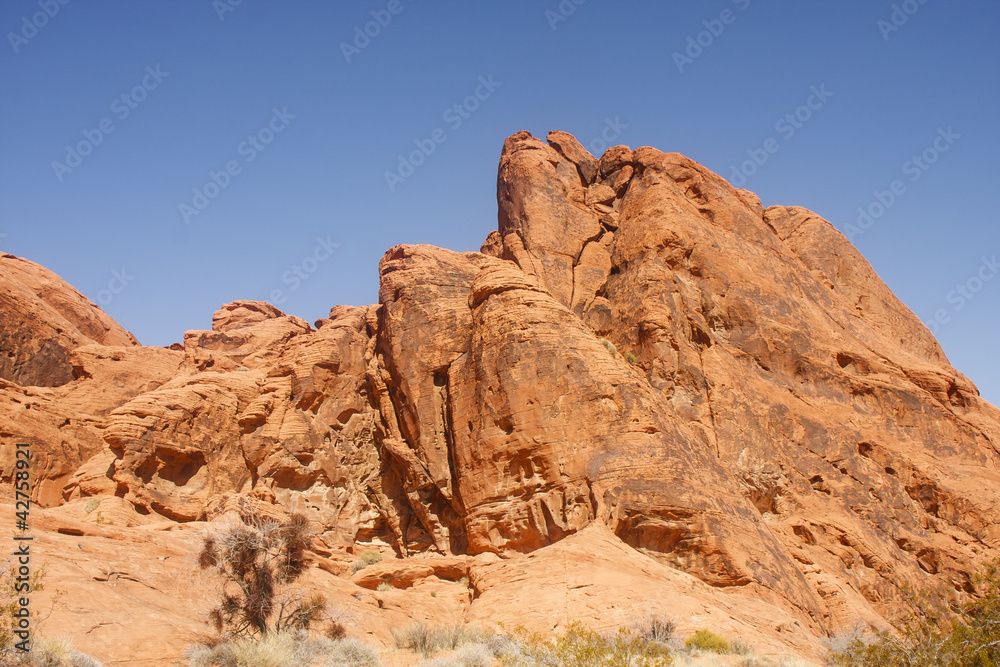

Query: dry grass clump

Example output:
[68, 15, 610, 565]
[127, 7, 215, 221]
[599, 337, 618, 358]
[487, 622, 672, 666]
[185, 630, 379, 667]
[1, 636, 104, 667]
[350, 551, 382, 574]
[392, 623, 491, 659]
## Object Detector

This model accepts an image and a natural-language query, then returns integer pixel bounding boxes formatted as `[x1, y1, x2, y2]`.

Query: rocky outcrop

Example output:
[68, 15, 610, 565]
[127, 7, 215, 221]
[0, 253, 137, 386]
[1, 131, 998, 657]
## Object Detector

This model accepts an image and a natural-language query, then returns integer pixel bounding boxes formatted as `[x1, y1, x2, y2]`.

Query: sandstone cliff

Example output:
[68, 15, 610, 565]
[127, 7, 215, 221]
[1, 131, 998, 660]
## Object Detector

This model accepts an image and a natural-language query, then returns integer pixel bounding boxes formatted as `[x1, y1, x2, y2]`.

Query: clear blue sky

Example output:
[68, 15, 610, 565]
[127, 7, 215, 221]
[2, 1, 998, 405]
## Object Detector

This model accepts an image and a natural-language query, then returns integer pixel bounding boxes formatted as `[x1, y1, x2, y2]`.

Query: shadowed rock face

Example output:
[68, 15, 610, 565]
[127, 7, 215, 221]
[0, 253, 138, 386]
[1, 131, 999, 642]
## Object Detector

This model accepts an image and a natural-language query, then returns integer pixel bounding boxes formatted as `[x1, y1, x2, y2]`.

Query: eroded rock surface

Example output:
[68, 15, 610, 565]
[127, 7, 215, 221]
[1, 131, 999, 657]
[0, 253, 137, 387]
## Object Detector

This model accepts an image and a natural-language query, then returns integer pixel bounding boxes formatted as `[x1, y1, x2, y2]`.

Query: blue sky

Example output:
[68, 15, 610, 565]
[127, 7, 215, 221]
[2, 0, 998, 405]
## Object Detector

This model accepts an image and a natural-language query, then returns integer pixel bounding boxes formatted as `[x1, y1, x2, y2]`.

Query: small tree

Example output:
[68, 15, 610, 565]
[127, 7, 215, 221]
[198, 503, 325, 640]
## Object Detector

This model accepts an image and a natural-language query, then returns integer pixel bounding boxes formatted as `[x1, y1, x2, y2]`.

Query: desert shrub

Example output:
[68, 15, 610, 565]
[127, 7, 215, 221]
[684, 629, 730, 653]
[322, 637, 379, 667]
[490, 623, 672, 666]
[326, 620, 347, 640]
[350, 551, 382, 574]
[376, 582, 392, 592]
[393, 622, 435, 657]
[1, 557, 54, 656]
[729, 639, 752, 655]
[392, 623, 490, 659]
[186, 630, 378, 667]
[450, 643, 494, 667]
[0, 636, 104, 666]
[84, 498, 100, 514]
[633, 614, 677, 646]
[827, 560, 1000, 666]
[624, 352, 638, 364]
[599, 337, 618, 358]
[420, 659, 460, 667]
[198, 503, 322, 639]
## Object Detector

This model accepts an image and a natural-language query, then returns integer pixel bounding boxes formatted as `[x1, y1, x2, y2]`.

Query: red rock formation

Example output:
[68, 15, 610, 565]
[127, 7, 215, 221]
[1, 131, 998, 657]
[0, 253, 137, 387]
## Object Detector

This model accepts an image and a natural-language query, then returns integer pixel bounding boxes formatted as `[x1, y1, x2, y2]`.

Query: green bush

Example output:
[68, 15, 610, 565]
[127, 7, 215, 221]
[624, 352, 638, 364]
[827, 560, 1000, 666]
[350, 551, 382, 574]
[684, 629, 730, 653]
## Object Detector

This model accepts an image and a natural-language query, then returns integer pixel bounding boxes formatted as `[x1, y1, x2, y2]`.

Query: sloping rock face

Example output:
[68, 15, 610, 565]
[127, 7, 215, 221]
[0, 253, 138, 386]
[1, 131, 999, 651]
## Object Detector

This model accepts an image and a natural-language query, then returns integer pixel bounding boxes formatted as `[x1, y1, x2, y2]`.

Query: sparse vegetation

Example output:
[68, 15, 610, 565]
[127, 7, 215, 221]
[391, 623, 490, 659]
[827, 560, 1000, 666]
[185, 630, 378, 667]
[599, 337, 618, 358]
[488, 622, 672, 666]
[350, 551, 382, 574]
[84, 498, 100, 514]
[633, 614, 677, 646]
[1, 558, 58, 659]
[198, 502, 322, 640]
[684, 629, 730, 654]
[1, 636, 103, 666]
[375, 582, 392, 592]
[624, 352, 638, 364]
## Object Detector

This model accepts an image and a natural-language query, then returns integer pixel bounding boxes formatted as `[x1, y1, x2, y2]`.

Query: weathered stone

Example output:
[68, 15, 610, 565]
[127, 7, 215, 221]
[547, 130, 598, 184]
[1, 130, 999, 661]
